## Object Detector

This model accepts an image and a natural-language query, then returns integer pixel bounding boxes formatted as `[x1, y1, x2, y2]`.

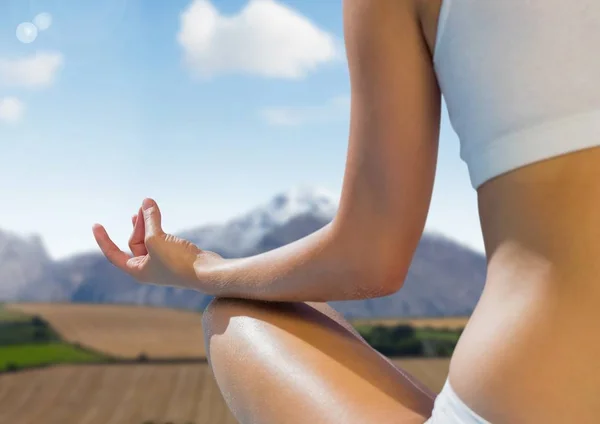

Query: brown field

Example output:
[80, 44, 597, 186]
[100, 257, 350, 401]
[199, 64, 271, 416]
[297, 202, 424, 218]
[0, 359, 450, 424]
[1, 303, 452, 423]
[6, 303, 468, 361]
[6, 303, 207, 359]
[350, 316, 470, 329]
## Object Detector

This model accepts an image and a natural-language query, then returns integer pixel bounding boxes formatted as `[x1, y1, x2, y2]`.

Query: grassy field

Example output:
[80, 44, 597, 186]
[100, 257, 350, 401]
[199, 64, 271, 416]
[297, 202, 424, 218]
[0, 304, 61, 347]
[7, 303, 207, 359]
[0, 343, 107, 370]
[415, 328, 462, 341]
[0, 305, 31, 323]
[0, 304, 107, 372]
[0, 359, 450, 424]
[0, 321, 60, 346]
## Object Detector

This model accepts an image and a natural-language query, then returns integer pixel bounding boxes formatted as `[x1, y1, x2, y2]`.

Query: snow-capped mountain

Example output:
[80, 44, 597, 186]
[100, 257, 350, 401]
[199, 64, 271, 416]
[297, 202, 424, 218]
[178, 186, 339, 258]
[0, 229, 68, 301]
[0, 186, 487, 318]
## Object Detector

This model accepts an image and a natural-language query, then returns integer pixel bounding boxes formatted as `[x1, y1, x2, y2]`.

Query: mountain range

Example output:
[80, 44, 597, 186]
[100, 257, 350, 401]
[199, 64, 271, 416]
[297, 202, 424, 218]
[0, 186, 487, 318]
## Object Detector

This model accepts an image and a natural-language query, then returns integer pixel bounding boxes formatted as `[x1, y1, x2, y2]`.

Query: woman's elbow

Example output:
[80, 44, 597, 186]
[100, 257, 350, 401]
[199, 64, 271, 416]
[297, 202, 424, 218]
[378, 262, 408, 296]
[329, 220, 412, 299]
[355, 255, 408, 299]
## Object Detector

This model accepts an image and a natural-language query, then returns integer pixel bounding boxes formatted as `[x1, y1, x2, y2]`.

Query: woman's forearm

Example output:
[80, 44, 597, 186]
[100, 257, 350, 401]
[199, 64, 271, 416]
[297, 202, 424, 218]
[194, 222, 395, 302]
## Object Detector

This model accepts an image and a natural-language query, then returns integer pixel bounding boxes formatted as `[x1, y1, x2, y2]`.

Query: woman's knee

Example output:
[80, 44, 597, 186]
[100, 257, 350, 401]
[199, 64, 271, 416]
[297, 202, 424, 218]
[202, 297, 287, 335]
[203, 298, 346, 334]
[204, 298, 291, 336]
[202, 297, 325, 371]
[202, 297, 364, 359]
[202, 297, 304, 342]
[202, 297, 246, 333]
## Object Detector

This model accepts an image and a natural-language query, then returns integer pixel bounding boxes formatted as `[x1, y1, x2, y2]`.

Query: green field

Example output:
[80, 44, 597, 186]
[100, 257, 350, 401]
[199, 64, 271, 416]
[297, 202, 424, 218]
[414, 328, 462, 342]
[0, 321, 60, 345]
[0, 343, 107, 370]
[0, 305, 31, 322]
[0, 309, 61, 346]
[0, 305, 110, 371]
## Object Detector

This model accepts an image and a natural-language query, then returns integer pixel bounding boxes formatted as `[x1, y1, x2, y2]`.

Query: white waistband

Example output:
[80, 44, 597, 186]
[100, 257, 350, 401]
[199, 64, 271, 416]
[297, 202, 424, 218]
[425, 378, 491, 423]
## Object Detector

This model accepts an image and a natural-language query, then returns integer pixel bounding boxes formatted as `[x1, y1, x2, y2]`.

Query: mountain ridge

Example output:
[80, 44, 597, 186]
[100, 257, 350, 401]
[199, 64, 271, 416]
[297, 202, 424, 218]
[0, 186, 486, 318]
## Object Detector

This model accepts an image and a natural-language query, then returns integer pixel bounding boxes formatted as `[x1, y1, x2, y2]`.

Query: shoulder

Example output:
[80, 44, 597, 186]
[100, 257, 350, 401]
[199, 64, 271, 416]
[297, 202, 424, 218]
[342, 0, 439, 61]
[414, 0, 444, 60]
[342, 0, 438, 79]
[342, 0, 423, 44]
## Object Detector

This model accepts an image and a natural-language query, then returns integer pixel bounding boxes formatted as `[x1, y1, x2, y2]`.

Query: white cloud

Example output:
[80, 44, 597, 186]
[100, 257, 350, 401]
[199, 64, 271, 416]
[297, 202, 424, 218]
[177, 0, 340, 79]
[261, 95, 350, 126]
[0, 51, 64, 89]
[0, 97, 25, 123]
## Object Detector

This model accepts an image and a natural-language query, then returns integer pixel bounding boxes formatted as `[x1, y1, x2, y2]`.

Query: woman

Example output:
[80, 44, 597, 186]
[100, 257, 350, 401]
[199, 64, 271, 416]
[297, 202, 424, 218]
[93, 0, 600, 422]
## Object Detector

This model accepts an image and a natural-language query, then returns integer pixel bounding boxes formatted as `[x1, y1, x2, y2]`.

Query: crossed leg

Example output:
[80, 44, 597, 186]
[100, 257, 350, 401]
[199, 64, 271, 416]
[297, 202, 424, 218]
[202, 298, 437, 424]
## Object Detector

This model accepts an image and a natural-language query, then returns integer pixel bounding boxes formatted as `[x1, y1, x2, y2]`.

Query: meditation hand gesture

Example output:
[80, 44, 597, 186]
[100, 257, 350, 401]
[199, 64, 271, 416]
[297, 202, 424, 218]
[92, 198, 224, 290]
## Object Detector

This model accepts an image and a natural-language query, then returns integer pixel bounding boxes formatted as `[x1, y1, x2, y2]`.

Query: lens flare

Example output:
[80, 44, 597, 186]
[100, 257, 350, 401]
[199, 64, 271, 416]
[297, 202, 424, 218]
[33, 12, 53, 31]
[16, 22, 38, 43]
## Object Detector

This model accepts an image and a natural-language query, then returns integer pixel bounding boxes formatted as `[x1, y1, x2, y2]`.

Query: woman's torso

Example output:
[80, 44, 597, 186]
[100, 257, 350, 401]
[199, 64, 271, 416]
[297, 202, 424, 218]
[418, 0, 600, 421]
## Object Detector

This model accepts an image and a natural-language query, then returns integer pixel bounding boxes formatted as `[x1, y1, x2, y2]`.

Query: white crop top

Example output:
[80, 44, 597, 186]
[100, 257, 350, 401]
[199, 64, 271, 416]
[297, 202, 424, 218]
[433, 0, 600, 189]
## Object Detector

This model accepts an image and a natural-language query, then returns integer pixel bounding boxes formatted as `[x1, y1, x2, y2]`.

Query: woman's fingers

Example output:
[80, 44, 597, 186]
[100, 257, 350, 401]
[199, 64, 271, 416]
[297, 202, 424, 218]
[92, 223, 141, 278]
[141, 198, 164, 247]
[129, 207, 147, 256]
[93, 199, 166, 283]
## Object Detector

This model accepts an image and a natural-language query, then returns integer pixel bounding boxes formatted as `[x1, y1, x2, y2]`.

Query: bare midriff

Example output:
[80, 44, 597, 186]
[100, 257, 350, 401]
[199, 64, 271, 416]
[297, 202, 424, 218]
[448, 146, 600, 423]
[416, 1, 600, 420]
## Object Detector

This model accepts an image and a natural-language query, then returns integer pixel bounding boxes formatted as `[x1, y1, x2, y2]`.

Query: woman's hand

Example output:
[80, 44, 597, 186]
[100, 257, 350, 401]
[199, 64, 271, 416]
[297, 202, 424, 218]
[92, 198, 224, 289]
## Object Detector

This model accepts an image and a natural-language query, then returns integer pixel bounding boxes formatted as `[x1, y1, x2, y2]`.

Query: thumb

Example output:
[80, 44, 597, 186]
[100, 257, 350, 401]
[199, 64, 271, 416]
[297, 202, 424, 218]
[142, 198, 163, 242]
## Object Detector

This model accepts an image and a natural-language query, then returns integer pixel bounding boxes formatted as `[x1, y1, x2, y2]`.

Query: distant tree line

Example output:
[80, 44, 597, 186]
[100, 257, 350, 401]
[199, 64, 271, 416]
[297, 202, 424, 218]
[0, 315, 60, 346]
[357, 324, 464, 357]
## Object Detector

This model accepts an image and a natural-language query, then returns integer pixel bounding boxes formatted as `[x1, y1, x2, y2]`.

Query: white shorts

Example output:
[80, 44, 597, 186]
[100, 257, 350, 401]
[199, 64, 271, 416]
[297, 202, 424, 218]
[424, 378, 491, 423]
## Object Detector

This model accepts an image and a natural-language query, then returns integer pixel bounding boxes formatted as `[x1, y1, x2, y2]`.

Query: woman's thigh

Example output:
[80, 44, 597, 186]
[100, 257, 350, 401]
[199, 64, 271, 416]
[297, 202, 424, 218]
[202, 298, 436, 424]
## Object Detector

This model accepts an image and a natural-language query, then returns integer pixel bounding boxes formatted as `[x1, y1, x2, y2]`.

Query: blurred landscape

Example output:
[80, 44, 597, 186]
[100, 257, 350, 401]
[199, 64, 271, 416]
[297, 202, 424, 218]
[0, 187, 485, 423]
[0, 187, 486, 317]
[0, 303, 463, 424]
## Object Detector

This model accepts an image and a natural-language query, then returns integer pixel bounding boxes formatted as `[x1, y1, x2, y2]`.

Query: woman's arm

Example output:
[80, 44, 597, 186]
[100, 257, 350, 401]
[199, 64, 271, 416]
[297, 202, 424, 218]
[196, 0, 441, 302]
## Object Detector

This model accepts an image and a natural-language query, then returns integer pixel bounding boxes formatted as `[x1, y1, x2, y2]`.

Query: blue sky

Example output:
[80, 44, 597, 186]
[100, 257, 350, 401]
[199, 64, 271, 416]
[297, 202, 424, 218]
[0, 0, 483, 260]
